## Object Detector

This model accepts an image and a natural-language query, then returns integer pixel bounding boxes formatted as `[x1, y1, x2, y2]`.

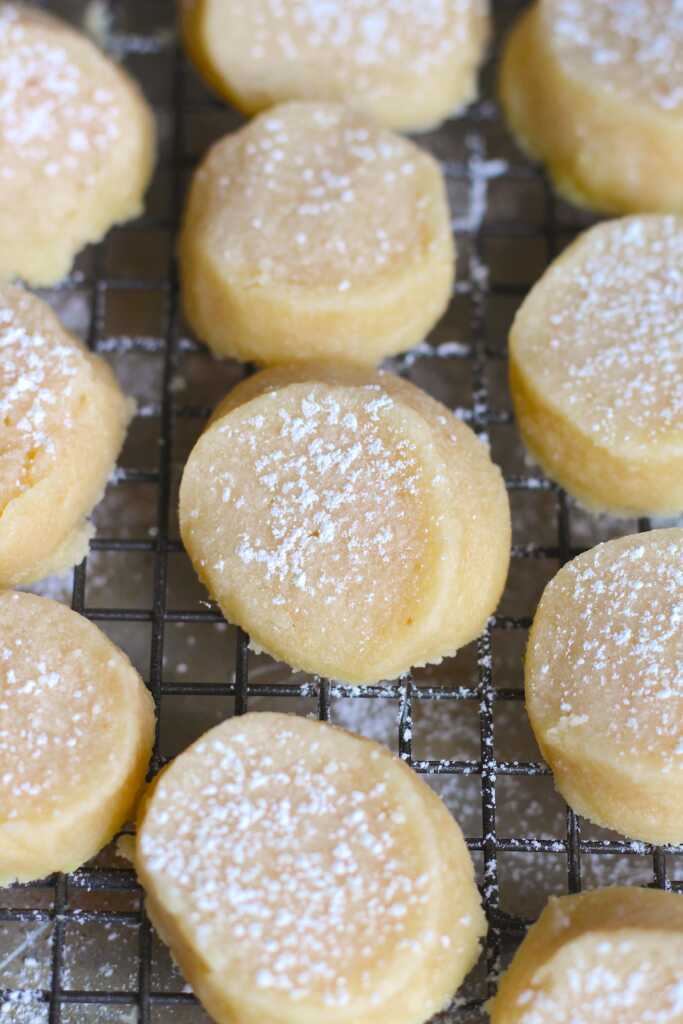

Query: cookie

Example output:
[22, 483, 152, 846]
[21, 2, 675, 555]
[500, 0, 683, 214]
[509, 215, 683, 516]
[490, 887, 683, 1024]
[0, 2, 156, 285]
[0, 283, 134, 585]
[179, 102, 455, 365]
[526, 529, 683, 845]
[0, 591, 154, 884]
[179, 363, 510, 684]
[136, 712, 485, 1024]
[180, 0, 489, 132]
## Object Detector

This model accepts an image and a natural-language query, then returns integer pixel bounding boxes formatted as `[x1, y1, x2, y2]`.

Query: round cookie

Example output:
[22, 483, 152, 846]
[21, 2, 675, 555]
[180, 0, 489, 133]
[0, 591, 155, 884]
[489, 887, 683, 1024]
[499, 0, 683, 215]
[136, 712, 486, 1024]
[509, 215, 683, 516]
[179, 103, 455, 366]
[0, 283, 134, 586]
[525, 529, 683, 846]
[179, 363, 510, 684]
[0, 3, 156, 286]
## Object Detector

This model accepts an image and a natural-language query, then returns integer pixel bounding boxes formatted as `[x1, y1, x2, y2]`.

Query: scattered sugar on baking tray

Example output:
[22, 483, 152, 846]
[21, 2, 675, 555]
[395, 338, 473, 372]
[83, 0, 174, 56]
[0, 915, 141, 1023]
[451, 133, 508, 234]
[0, 915, 51, 1023]
[0, 990, 46, 1023]
[95, 335, 163, 354]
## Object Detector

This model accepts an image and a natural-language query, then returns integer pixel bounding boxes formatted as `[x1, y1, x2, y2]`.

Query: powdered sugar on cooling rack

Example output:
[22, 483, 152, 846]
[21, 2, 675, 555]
[549, 0, 683, 111]
[0, 2, 120, 180]
[529, 531, 683, 766]
[517, 216, 683, 449]
[196, 103, 448, 288]
[0, 593, 120, 818]
[0, 289, 82, 507]
[138, 718, 455, 1006]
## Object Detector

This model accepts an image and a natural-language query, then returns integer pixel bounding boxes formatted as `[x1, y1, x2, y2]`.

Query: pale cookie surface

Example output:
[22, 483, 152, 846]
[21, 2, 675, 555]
[179, 102, 455, 366]
[179, 364, 510, 683]
[180, 0, 489, 132]
[0, 591, 155, 884]
[490, 887, 683, 1024]
[500, 0, 683, 214]
[0, 283, 134, 586]
[0, 3, 156, 286]
[509, 216, 683, 515]
[526, 529, 683, 845]
[136, 712, 485, 1024]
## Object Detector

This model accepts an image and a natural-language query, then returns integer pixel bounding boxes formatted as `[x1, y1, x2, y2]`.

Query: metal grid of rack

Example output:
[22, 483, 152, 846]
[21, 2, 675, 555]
[1, 1, 681, 1021]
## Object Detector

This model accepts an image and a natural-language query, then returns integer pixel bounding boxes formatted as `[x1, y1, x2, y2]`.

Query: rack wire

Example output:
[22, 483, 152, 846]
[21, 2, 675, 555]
[1, 1, 681, 1021]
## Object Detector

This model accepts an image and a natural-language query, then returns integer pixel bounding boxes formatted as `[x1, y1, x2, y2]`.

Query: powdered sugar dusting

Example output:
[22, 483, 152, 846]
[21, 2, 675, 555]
[549, 0, 683, 111]
[528, 530, 683, 767]
[0, 285, 83, 512]
[193, 102, 448, 288]
[186, 381, 440, 651]
[138, 715, 454, 1007]
[192, 0, 486, 99]
[232, 390, 417, 598]
[514, 949, 683, 1024]
[515, 215, 683, 450]
[506, 892, 683, 1024]
[0, 3, 121, 183]
[0, 592, 121, 820]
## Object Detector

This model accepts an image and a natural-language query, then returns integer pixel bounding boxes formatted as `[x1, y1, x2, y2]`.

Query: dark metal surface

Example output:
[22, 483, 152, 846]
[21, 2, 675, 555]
[1, 1, 681, 1021]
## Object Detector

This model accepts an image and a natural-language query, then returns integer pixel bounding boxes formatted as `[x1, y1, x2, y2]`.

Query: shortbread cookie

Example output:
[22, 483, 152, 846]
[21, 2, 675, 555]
[509, 216, 683, 516]
[0, 591, 155, 884]
[490, 887, 683, 1024]
[526, 529, 683, 845]
[179, 363, 510, 683]
[137, 712, 485, 1024]
[179, 103, 455, 366]
[0, 283, 134, 586]
[500, 0, 683, 214]
[0, 3, 156, 286]
[180, 0, 489, 132]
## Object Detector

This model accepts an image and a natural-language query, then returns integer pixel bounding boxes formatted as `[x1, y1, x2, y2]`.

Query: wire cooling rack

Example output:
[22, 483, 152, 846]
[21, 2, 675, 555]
[1, 1, 681, 1022]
